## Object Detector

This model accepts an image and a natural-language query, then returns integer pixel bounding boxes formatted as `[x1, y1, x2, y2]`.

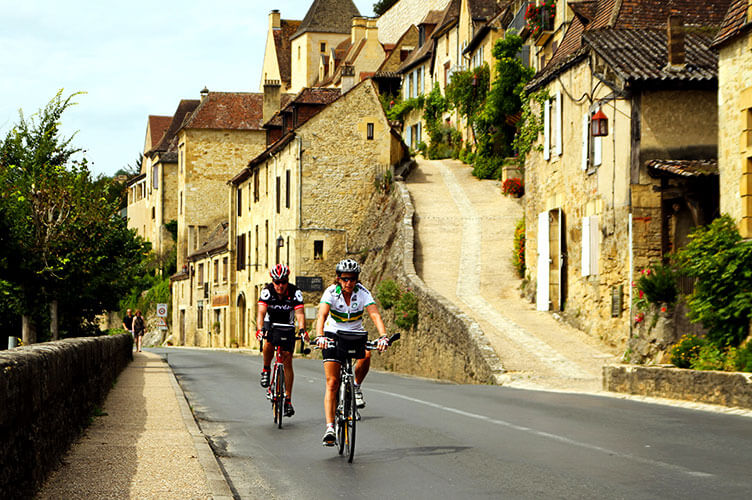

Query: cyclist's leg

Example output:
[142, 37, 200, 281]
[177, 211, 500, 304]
[323, 360, 341, 424]
[281, 350, 294, 397]
[262, 339, 274, 370]
[354, 350, 371, 385]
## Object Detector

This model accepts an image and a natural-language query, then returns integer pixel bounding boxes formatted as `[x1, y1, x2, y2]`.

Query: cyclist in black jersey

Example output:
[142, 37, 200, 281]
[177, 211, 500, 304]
[256, 264, 307, 417]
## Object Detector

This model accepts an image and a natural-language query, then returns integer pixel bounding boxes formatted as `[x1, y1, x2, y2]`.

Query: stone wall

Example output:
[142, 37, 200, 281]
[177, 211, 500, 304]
[376, 0, 451, 44]
[353, 180, 506, 384]
[0, 334, 132, 498]
[604, 364, 752, 409]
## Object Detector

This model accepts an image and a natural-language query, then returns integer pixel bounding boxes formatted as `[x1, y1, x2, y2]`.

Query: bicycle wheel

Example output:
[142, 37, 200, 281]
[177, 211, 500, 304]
[336, 375, 347, 455]
[274, 365, 285, 428]
[346, 376, 357, 462]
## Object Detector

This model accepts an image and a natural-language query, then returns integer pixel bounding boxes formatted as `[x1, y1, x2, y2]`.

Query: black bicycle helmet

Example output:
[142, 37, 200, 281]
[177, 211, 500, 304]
[335, 258, 361, 275]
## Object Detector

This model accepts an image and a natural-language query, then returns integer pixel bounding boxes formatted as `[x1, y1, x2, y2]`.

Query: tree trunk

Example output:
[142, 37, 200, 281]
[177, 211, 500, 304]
[50, 300, 59, 340]
[22, 315, 37, 345]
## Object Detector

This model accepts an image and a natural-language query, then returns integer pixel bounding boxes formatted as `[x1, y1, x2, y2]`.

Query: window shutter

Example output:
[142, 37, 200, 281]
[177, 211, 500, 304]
[590, 216, 599, 275]
[581, 216, 591, 276]
[554, 91, 562, 156]
[537, 211, 550, 311]
[594, 136, 602, 166]
[582, 113, 589, 170]
[543, 99, 551, 161]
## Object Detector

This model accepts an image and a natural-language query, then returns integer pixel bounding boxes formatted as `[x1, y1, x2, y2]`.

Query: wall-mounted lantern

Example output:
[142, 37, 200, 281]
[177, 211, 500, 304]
[591, 108, 608, 137]
[276, 236, 284, 248]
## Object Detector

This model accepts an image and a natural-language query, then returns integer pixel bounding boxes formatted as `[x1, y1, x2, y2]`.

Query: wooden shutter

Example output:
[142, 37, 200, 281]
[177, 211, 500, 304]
[594, 135, 602, 166]
[537, 211, 550, 311]
[543, 100, 551, 161]
[581, 217, 591, 276]
[554, 91, 562, 156]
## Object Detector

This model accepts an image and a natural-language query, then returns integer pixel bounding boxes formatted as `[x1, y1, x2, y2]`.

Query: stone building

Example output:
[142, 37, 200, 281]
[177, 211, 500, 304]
[712, 0, 752, 238]
[523, 0, 730, 347]
[259, 10, 302, 92]
[376, 0, 451, 45]
[171, 223, 230, 347]
[289, 0, 362, 93]
[226, 79, 408, 347]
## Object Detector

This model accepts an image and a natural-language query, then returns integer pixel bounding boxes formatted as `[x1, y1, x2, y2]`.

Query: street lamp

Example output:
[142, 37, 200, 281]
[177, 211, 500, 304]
[277, 236, 284, 248]
[591, 108, 608, 137]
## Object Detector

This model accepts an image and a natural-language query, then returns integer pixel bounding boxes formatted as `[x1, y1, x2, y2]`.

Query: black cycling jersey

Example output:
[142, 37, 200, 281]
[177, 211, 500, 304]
[258, 282, 304, 326]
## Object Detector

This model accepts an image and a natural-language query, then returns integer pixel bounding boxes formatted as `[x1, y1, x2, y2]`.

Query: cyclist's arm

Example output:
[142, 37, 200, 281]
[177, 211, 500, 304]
[256, 302, 268, 332]
[366, 303, 387, 337]
[316, 302, 330, 337]
[295, 306, 306, 332]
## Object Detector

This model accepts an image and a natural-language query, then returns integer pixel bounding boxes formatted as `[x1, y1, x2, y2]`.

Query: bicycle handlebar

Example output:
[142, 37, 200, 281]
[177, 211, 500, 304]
[309, 332, 401, 350]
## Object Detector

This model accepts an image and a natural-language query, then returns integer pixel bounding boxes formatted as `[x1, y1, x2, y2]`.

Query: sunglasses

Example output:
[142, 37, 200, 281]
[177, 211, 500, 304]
[339, 277, 357, 283]
[273, 278, 288, 285]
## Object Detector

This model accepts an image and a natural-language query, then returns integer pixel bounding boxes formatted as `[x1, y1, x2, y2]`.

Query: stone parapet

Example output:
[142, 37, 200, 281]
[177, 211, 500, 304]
[0, 335, 133, 498]
[603, 364, 752, 409]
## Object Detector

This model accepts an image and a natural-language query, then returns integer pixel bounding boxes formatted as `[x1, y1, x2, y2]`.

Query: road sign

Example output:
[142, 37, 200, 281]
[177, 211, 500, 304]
[156, 303, 168, 317]
[156, 317, 168, 330]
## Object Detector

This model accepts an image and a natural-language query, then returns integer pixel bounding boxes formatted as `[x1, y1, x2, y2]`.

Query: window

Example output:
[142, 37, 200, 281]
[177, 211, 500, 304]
[543, 91, 563, 161]
[179, 192, 183, 214]
[151, 207, 155, 219]
[255, 225, 259, 270]
[237, 187, 242, 216]
[222, 257, 228, 282]
[213, 259, 219, 284]
[236, 235, 246, 270]
[367, 123, 374, 140]
[179, 149, 184, 173]
[581, 112, 602, 172]
[314, 240, 324, 260]
[285, 170, 290, 209]
[265, 220, 269, 267]
[321, 42, 326, 53]
[197, 300, 204, 329]
[253, 170, 260, 202]
[298, 46, 301, 60]
[445, 34, 449, 55]
[276, 176, 281, 213]
[152, 164, 158, 189]
[198, 263, 204, 285]
[419, 25, 425, 47]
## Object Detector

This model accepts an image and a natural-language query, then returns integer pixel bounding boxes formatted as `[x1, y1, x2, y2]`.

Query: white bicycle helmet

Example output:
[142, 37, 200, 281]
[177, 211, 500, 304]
[269, 264, 290, 281]
[336, 258, 361, 275]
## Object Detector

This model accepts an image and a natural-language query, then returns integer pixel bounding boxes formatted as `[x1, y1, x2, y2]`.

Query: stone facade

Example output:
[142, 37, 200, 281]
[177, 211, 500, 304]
[376, 0, 451, 44]
[524, 58, 719, 349]
[717, 26, 752, 237]
[291, 31, 351, 93]
[225, 79, 407, 348]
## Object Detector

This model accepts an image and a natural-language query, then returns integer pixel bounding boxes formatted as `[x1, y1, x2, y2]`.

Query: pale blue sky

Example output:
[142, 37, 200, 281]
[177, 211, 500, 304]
[1, 1, 375, 176]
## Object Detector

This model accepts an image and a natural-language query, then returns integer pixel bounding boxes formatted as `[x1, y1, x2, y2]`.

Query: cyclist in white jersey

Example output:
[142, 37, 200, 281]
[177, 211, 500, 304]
[315, 258, 390, 446]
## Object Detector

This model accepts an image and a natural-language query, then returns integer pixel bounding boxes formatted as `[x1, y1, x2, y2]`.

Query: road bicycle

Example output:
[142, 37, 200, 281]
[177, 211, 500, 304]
[313, 331, 400, 462]
[265, 323, 309, 429]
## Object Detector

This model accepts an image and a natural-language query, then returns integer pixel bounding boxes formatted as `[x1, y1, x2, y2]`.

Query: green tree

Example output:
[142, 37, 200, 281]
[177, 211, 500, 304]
[373, 0, 399, 16]
[0, 91, 148, 342]
[446, 64, 491, 145]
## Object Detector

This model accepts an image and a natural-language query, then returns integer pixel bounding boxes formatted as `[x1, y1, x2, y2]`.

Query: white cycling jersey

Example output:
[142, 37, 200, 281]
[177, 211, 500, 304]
[320, 283, 375, 333]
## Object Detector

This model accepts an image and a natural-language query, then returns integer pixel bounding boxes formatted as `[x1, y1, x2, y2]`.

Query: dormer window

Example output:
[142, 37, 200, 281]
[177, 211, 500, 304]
[419, 25, 425, 47]
[321, 42, 326, 53]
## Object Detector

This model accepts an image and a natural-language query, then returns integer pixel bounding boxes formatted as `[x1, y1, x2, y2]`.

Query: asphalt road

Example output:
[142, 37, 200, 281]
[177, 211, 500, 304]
[153, 348, 752, 500]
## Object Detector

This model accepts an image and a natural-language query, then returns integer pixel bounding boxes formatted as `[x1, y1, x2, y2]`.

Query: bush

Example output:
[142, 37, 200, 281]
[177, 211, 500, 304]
[670, 334, 707, 368]
[376, 279, 401, 309]
[513, 219, 525, 278]
[472, 155, 503, 179]
[427, 141, 455, 160]
[394, 291, 418, 330]
[675, 215, 752, 347]
[635, 263, 678, 306]
[729, 342, 752, 372]
[690, 344, 725, 371]
[502, 178, 524, 197]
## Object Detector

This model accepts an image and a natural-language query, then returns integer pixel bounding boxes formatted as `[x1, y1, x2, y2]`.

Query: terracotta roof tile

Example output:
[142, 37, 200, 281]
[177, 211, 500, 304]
[290, 87, 341, 105]
[183, 92, 264, 130]
[421, 9, 445, 26]
[148, 99, 200, 156]
[292, 0, 361, 39]
[583, 28, 718, 82]
[274, 20, 302, 86]
[646, 159, 719, 177]
[147, 115, 172, 149]
[468, 0, 503, 22]
[613, 0, 731, 29]
[433, 0, 462, 39]
[712, 0, 752, 47]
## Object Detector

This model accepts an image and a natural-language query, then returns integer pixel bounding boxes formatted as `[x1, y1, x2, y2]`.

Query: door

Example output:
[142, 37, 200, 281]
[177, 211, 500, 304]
[537, 212, 550, 311]
[549, 209, 561, 312]
[179, 310, 185, 346]
[237, 294, 246, 346]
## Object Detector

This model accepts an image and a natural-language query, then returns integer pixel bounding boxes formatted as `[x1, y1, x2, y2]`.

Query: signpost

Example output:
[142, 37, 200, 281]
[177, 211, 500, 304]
[156, 318, 168, 330]
[156, 303, 168, 317]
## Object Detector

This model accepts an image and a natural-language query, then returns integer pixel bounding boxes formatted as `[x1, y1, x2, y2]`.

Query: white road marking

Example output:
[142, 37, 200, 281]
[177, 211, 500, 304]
[371, 388, 714, 479]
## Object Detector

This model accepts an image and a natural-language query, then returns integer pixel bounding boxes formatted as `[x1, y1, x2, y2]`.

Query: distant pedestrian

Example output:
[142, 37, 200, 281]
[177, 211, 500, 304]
[133, 310, 145, 352]
[122, 308, 134, 336]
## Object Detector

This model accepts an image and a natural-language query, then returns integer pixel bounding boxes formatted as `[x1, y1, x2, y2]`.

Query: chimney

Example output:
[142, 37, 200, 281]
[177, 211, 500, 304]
[200, 86, 209, 102]
[351, 16, 367, 44]
[341, 64, 355, 93]
[263, 80, 281, 124]
[270, 9, 281, 30]
[666, 15, 686, 70]
[365, 18, 378, 39]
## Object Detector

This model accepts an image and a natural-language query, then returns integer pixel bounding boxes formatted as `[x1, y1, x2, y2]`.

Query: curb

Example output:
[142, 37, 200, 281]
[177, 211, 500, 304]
[165, 359, 235, 500]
